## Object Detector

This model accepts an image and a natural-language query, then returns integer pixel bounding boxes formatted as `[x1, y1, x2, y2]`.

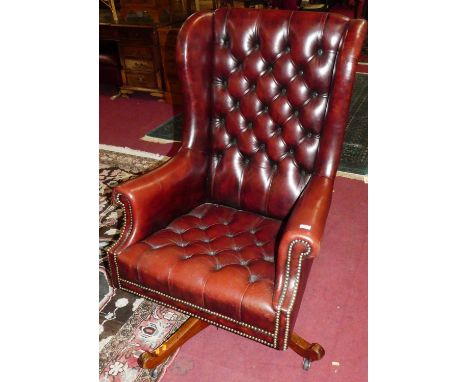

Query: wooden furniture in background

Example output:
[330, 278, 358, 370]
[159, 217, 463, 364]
[120, 0, 190, 24]
[99, 3, 192, 103]
[100, 19, 165, 97]
[157, 24, 183, 104]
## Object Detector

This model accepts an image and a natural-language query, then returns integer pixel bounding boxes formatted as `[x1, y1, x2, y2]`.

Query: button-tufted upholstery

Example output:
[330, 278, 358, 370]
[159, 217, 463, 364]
[118, 203, 280, 335]
[210, 9, 348, 218]
[108, 8, 367, 351]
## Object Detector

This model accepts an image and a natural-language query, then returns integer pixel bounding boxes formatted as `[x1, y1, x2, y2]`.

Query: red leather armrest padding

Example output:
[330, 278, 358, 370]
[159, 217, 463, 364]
[111, 149, 208, 252]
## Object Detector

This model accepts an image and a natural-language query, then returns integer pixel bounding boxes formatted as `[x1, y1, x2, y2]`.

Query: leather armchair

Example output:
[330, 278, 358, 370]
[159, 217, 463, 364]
[108, 8, 367, 369]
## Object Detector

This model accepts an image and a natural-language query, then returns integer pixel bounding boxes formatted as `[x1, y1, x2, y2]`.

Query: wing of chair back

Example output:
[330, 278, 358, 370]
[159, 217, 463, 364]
[107, 13, 215, 283]
[108, 9, 367, 350]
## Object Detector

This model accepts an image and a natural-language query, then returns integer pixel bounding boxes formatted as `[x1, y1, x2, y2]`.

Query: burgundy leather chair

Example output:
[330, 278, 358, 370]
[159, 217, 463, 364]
[108, 8, 367, 371]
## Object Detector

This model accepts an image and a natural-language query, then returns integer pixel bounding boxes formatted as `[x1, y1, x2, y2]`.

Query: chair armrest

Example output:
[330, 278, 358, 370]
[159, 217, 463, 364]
[273, 175, 334, 310]
[109, 148, 208, 255]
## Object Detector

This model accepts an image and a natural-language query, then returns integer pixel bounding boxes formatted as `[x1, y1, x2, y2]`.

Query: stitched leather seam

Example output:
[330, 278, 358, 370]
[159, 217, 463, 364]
[120, 286, 276, 348]
[264, 165, 277, 217]
[120, 278, 275, 336]
[237, 152, 247, 208]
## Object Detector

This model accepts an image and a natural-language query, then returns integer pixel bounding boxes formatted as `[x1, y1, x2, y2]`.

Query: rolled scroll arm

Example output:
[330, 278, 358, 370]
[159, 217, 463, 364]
[107, 148, 208, 285]
[272, 175, 334, 349]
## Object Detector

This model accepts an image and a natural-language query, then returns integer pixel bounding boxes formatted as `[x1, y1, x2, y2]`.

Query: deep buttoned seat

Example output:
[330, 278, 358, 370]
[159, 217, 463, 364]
[118, 203, 280, 339]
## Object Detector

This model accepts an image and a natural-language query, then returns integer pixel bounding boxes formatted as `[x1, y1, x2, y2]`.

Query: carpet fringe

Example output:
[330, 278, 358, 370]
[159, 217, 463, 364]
[99, 144, 170, 161]
[140, 135, 181, 144]
[337, 170, 368, 183]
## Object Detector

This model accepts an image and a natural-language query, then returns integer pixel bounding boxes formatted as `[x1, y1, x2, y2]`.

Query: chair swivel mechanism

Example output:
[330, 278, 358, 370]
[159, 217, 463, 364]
[108, 8, 367, 372]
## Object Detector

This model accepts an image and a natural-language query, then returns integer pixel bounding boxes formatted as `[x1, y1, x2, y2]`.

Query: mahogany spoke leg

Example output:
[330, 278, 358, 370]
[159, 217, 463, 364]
[289, 332, 325, 371]
[138, 317, 209, 369]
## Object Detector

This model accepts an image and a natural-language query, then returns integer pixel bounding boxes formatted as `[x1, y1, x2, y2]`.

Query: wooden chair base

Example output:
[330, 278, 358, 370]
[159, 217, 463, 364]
[289, 332, 325, 370]
[138, 317, 208, 369]
[138, 317, 324, 372]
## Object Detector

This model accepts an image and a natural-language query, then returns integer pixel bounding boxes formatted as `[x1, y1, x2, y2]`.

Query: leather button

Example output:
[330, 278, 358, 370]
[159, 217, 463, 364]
[281, 87, 287, 95]
[297, 69, 304, 76]
[222, 80, 227, 88]
[306, 132, 312, 138]
[240, 259, 249, 265]
[266, 64, 273, 72]
[250, 83, 256, 91]
[284, 45, 291, 53]
[247, 121, 253, 129]
[311, 91, 319, 98]
[293, 110, 299, 117]
[254, 43, 260, 50]
[249, 274, 260, 283]
[258, 143, 265, 150]
[219, 116, 225, 124]
[244, 157, 250, 165]
[234, 100, 240, 108]
[276, 126, 282, 133]
[263, 105, 269, 112]
[288, 148, 294, 154]
[317, 48, 324, 56]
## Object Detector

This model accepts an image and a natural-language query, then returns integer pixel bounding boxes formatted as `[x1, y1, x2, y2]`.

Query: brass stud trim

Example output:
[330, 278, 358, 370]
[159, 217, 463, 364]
[273, 239, 311, 349]
[120, 286, 276, 348]
[107, 193, 134, 289]
[120, 278, 274, 336]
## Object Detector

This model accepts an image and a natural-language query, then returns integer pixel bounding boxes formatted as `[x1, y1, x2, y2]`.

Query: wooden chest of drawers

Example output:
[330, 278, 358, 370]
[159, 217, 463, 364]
[100, 22, 164, 97]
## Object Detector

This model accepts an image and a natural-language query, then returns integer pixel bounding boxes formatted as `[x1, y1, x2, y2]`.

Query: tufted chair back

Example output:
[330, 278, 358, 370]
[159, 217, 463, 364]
[196, 9, 357, 219]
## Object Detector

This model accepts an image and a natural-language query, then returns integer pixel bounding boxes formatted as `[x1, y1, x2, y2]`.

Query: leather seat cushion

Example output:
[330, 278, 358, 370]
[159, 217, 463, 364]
[117, 203, 281, 333]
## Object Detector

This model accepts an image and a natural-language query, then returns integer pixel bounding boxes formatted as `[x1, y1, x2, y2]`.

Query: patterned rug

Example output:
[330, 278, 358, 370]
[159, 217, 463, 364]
[99, 149, 165, 265]
[99, 149, 188, 382]
[339, 73, 368, 175]
[142, 73, 368, 176]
